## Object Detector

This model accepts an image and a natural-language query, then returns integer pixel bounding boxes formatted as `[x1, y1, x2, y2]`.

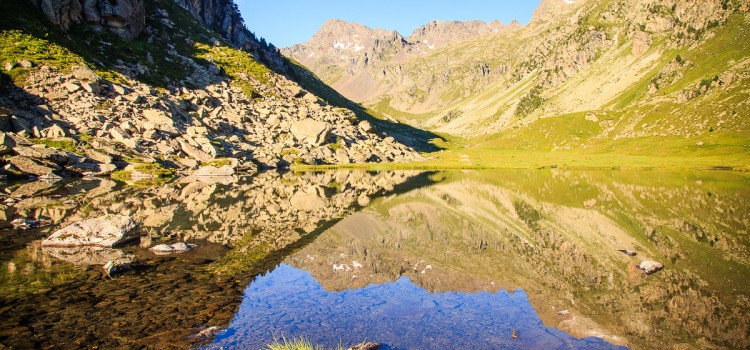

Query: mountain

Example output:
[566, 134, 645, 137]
[0, 0, 422, 182]
[283, 18, 521, 103]
[284, 0, 750, 162]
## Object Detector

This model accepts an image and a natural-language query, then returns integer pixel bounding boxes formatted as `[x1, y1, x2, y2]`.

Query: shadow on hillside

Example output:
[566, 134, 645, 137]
[283, 62, 445, 153]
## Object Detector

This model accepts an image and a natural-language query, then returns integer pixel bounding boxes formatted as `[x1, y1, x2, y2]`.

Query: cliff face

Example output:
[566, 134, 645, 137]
[29, 0, 145, 39]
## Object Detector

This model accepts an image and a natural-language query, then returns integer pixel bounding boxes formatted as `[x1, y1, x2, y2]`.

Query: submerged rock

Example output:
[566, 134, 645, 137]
[103, 255, 136, 277]
[348, 343, 380, 350]
[42, 214, 138, 247]
[638, 260, 664, 275]
[150, 242, 197, 255]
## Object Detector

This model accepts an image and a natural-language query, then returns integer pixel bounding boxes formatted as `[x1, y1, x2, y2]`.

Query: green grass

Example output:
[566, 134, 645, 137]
[202, 158, 232, 168]
[266, 336, 345, 350]
[134, 163, 175, 177]
[30, 138, 80, 154]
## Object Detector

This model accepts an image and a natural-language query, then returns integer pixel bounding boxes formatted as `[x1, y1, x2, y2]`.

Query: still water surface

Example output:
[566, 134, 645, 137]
[0, 170, 748, 349]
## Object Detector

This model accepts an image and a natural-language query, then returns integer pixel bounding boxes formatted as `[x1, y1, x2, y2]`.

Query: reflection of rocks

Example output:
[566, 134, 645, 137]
[42, 214, 139, 247]
[286, 170, 750, 350]
[0, 170, 428, 349]
[43, 246, 125, 265]
[103, 255, 135, 276]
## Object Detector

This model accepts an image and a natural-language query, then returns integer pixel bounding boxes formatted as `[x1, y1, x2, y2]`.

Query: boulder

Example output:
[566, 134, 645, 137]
[13, 145, 70, 164]
[8, 156, 61, 176]
[193, 165, 235, 177]
[143, 109, 175, 130]
[178, 139, 212, 162]
[290, 118, 331, 146]
[84, 149, 113, 164]
[150, 242, 197, 255]
[42, 214, 139, 247]
[72, 64, 100, 82]
[638, 260, 663, 275]
[67, 162, 117, 176]
[0, 132, 16, 154]
[358, 120, 373, 133]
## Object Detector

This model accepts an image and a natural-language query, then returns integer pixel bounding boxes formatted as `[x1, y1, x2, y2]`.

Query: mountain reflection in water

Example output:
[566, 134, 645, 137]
[0, 170, 748, 349]
[210, 264, 626, 350]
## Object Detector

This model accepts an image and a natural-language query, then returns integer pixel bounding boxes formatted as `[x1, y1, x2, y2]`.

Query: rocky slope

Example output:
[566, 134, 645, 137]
[284, 0, 750, 158]
[0, 0, 421, 182]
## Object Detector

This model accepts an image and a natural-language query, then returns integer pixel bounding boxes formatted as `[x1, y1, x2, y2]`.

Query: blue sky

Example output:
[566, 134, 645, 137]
[236, 1, 541, 48]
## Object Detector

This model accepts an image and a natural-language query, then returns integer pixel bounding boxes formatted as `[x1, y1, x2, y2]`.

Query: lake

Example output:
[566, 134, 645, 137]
[1, 170, 748, 349]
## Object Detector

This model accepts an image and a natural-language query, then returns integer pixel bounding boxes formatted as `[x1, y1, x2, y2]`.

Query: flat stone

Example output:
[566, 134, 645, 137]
[8, 156, 61, 176]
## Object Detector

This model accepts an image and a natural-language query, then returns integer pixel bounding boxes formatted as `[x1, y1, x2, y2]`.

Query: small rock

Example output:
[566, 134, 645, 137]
[618, 249, 637, 256]
[348, 343, 380, 350]
[150, 242, 197, 255]
[18, 60, 33, 68]
[63, 82, 81, 92]
[638, 260, 664, 275]
[111, 84, 128, 95]
[72, 65, 100, 82]
[103, 255, 135, 277]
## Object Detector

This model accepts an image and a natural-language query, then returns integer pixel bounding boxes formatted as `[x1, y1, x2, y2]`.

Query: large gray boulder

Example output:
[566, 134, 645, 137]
[290, 118, 331, 146]
[42, 214, 138, 247]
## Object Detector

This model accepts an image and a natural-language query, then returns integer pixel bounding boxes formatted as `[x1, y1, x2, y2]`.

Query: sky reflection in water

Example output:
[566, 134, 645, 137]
[211, 264, 626, 350]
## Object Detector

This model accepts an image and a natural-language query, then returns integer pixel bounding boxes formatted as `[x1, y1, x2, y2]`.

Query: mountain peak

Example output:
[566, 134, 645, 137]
[531, 0, 584, 24]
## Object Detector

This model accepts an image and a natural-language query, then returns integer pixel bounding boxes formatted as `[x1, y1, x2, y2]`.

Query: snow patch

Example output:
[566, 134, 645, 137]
[563, 0, 576, 4]
[353, 44, 365, 52]
[307, 52, 315, 58]
[422, 40, 435, 50]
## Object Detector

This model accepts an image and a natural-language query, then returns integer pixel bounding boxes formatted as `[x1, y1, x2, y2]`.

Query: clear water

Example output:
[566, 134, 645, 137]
[1, 170, 748, 349]
[211, 264, 626, 350]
